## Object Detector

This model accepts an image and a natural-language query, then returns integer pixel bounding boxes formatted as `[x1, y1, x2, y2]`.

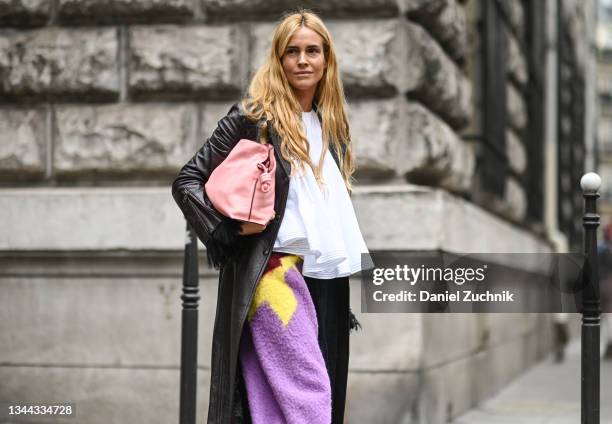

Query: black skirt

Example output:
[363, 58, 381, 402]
[231, 274, 351, 424]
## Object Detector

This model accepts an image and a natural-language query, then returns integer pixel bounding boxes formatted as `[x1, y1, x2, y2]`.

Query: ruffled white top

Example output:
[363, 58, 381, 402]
[272, 110, 373, 279]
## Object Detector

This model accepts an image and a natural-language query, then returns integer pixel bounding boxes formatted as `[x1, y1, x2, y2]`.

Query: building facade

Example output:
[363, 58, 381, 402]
[0, 0, 596, 422]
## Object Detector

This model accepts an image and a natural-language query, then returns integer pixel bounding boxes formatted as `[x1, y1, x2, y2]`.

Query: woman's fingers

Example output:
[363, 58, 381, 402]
[240, 222, 267, 235]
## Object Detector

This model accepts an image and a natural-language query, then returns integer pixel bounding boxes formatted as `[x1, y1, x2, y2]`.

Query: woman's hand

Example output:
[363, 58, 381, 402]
[239, 222, 268, 235]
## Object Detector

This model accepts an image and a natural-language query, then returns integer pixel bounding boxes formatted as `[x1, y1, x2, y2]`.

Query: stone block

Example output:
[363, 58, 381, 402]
[507, 30, 528, 87]
[417, 350, 480, 423]
[248, 22, 276, 77]
[352, 186, 552, 253]
[58, 0, 194, 23]
[403, 0, 468, 64]
[503, 176, 528, 222]
[346, 372, 419, 424]
[498, 0, 525, 39]
[0, 186, 552, 253]
[0, 28, 119, 101]
[348, 99, 405, 177]
[129, 25, 247, 99]
[421, 314, 479, 368]
[506, 82, 527, 133]
[0, 272, 218, 367]
[202, 0, 399, 19]
[353, 186, 442, 251]
[506, 128, 527, 175]
[401, 101, 475, 193]
[474, 329, 550, 403]
[53, 103, 198, 175]
[200, 101, 238, 143]
[329, 20, 409, 96]
[405, 22, 472, 129]
[0, 107, 46, 174]
[0, 188, 187, 250]
[0, 0, 51, 26]
[483, 313, 540, 347]
[0, 366, 210, 424]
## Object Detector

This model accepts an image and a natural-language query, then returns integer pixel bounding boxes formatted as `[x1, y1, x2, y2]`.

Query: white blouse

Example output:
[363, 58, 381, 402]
[272, 110, 373, 279]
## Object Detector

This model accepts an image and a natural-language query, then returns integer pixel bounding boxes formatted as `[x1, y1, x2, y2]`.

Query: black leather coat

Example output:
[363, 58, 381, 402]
[171, 102, 350, 423]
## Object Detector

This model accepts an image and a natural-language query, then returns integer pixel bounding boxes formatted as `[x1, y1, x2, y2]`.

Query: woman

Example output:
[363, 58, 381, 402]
[171, 9, 371, 423]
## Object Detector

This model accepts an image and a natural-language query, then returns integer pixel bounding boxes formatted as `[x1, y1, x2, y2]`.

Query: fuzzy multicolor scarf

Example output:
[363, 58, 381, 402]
[239, 253, 332, 424]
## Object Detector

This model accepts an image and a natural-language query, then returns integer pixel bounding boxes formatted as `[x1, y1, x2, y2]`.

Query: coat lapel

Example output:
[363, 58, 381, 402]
[328, 141, 341, 169]
[268, 123, 292, 178]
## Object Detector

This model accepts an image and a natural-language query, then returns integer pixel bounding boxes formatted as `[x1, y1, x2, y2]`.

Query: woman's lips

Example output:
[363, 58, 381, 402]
[295, 72, 312, 76]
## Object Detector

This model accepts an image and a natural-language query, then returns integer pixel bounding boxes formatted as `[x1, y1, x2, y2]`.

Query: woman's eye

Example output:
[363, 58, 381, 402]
[285, 47, 320, 57]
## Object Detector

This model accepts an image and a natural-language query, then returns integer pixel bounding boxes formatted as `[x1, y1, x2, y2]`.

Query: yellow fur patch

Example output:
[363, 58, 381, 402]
[247, 255, 301, 326]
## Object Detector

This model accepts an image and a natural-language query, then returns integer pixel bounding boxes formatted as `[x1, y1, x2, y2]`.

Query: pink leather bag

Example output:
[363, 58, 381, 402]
[204, 139, 276, 226]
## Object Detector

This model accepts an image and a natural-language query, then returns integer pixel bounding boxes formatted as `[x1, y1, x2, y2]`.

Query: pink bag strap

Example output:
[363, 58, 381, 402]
[253, 115, 274, 193]
[257, 146, 274, 193]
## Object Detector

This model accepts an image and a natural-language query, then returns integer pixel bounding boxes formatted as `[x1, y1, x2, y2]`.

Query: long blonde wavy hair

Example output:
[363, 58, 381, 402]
[240, 9, 356, 194]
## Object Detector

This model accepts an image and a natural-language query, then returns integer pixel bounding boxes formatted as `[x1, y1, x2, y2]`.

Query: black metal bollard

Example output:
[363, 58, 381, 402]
[179, 223, 200, 424]
[580, 172, 602, 424]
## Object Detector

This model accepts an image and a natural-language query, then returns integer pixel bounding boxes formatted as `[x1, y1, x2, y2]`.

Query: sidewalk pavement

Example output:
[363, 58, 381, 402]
[452, 337, 612, 424]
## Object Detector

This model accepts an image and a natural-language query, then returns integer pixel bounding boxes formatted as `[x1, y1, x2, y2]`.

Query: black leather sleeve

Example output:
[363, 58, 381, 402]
[171, 103, 246, 268]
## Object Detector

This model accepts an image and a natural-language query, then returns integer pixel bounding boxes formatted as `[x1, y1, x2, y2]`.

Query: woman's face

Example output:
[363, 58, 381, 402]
[281, 26, 327, 96]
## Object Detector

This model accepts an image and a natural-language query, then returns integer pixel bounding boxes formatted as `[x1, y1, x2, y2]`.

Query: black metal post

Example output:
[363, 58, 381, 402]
[581, 172, 601, 424]
[179, 223, 200, 424]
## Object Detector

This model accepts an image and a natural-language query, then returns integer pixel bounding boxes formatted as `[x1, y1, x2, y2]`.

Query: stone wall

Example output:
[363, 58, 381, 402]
[0, 0, 475, 193]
